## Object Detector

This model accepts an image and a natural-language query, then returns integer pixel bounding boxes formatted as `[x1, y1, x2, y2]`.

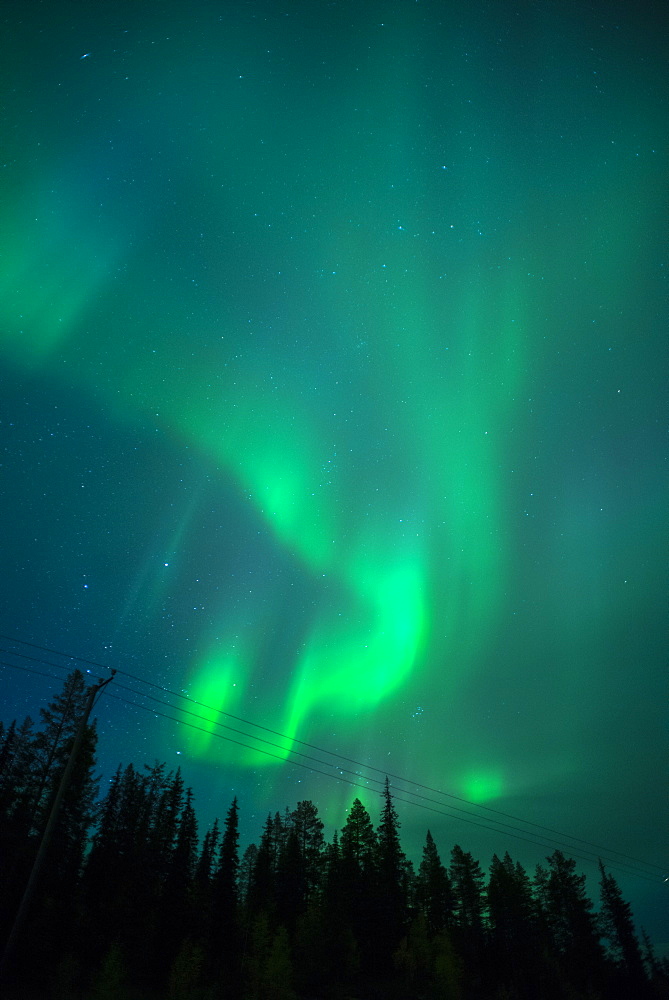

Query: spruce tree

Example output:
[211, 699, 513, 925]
[276, 826, 305, 930]
[374, 778, 408, 965]
[163, 786, 199, 955]
[47, 719, 98, 889]
[598, 861, 647, 993]
[10, 672, 98, 983]
[114, 758, 163, 946]
[534, 850, 604, 993]
[487, 852, 543, 996]
[377, 778, 405, 889]
[195, 818, 220, 889]
[319, 830, 346, 939]
[340, 797, 377, 873]
[238, 842, 258, 908]
[449, 844, 486, 990]
[640, 927, 660, 980]
[213, 797, 240, 924]
[81, 765, 124, 962]
[247, 813, 277, 917]
[30, 670, 91, 836]
[415, 830, 453, 933]
[166, 937, 206, 1000]
[0, 716, 36, 887]
[290, 799, 324, 902]
[211, 797, 241, 991]
[449, 845, 485, 934]
[191, 818, 219, 942]
[338, 798, 377, 963]
[150, 766, 184, 881]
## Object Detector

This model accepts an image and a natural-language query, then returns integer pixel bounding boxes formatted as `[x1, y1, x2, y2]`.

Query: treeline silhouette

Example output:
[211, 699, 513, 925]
[0, 670, 666, 1000]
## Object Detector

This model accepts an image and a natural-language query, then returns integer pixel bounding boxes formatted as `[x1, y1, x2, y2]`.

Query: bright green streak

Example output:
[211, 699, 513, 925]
[185, 648, 251, 760]
[283, 554, 428, 747]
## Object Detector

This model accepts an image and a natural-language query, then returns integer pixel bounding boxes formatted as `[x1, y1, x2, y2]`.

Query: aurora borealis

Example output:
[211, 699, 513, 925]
[1, 0, 666, 952]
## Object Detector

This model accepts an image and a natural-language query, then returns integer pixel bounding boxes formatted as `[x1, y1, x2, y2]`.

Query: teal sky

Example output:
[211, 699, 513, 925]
[1, 0, 666, 950]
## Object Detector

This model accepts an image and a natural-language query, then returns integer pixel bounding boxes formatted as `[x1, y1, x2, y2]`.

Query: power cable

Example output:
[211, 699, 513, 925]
[103, 688, 662, 883]
[1, 633, 665, 881]
[110, 679, 658, 879]
[0, 659, 69, 685]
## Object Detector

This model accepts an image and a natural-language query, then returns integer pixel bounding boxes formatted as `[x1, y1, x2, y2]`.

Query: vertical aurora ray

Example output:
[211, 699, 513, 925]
[184, 646, 248, 758]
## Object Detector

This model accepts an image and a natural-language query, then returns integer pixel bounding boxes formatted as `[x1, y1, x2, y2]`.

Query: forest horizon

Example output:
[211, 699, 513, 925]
[1, 670, 667, 999]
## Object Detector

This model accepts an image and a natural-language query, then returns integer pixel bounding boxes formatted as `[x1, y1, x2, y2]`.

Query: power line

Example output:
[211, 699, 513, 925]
[1, 633, 665, 881]
[8, 650, 651, 882]
[0, 659, 69, 685]
[103, 688, 661, 884]
[2, 633, 664, 877]
[99, 666, 669, 874]
[114, 681, 659, 879]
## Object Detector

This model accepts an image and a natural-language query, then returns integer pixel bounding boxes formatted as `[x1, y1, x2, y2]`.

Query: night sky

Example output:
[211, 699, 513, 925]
[1, 0, 666, 952]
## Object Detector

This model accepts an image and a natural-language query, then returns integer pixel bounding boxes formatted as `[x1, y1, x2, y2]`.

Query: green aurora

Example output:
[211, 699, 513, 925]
[0, 0, 666, 949]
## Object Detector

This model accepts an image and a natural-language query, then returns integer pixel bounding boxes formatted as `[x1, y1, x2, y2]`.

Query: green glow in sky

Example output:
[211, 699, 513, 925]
[462, 772, 505, 805]
[0, 10, 666, 951]
[186, 651, 245, 758]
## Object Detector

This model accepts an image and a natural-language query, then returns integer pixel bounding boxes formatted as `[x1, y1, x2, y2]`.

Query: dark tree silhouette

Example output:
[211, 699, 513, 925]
[373, 778, 408, 968]
[0, 683, 658, 1000]
[598, 860, 647, 997]
[534, 849, 605, 995]
[210, 796, 241, 994]
[415, 829, 453, 934]
[290, 800, 324, 903]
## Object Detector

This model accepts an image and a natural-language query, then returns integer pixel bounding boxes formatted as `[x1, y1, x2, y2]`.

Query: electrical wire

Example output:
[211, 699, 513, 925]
[1, 634, 664, 878]
[1, 634, 665, 882]
[107, 679, 659, 880]
[0, 659, 68, 685]
[102, 688, 661, 883]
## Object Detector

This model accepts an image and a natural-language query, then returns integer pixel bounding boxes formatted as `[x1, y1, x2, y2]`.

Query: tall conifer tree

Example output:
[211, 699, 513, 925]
[374, 779, 407, 963]
[211, 797, 241, 991]
[598, 861, 646, 991]
[534, 850, 604, 993]
[416, 830, 452, 933]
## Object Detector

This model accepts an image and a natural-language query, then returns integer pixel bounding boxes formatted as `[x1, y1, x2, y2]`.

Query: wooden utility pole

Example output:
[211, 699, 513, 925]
[0, 671, 115, 981]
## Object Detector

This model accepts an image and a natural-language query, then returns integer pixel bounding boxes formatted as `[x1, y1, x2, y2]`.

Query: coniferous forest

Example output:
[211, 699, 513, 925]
[1, 672, 667, 1000]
